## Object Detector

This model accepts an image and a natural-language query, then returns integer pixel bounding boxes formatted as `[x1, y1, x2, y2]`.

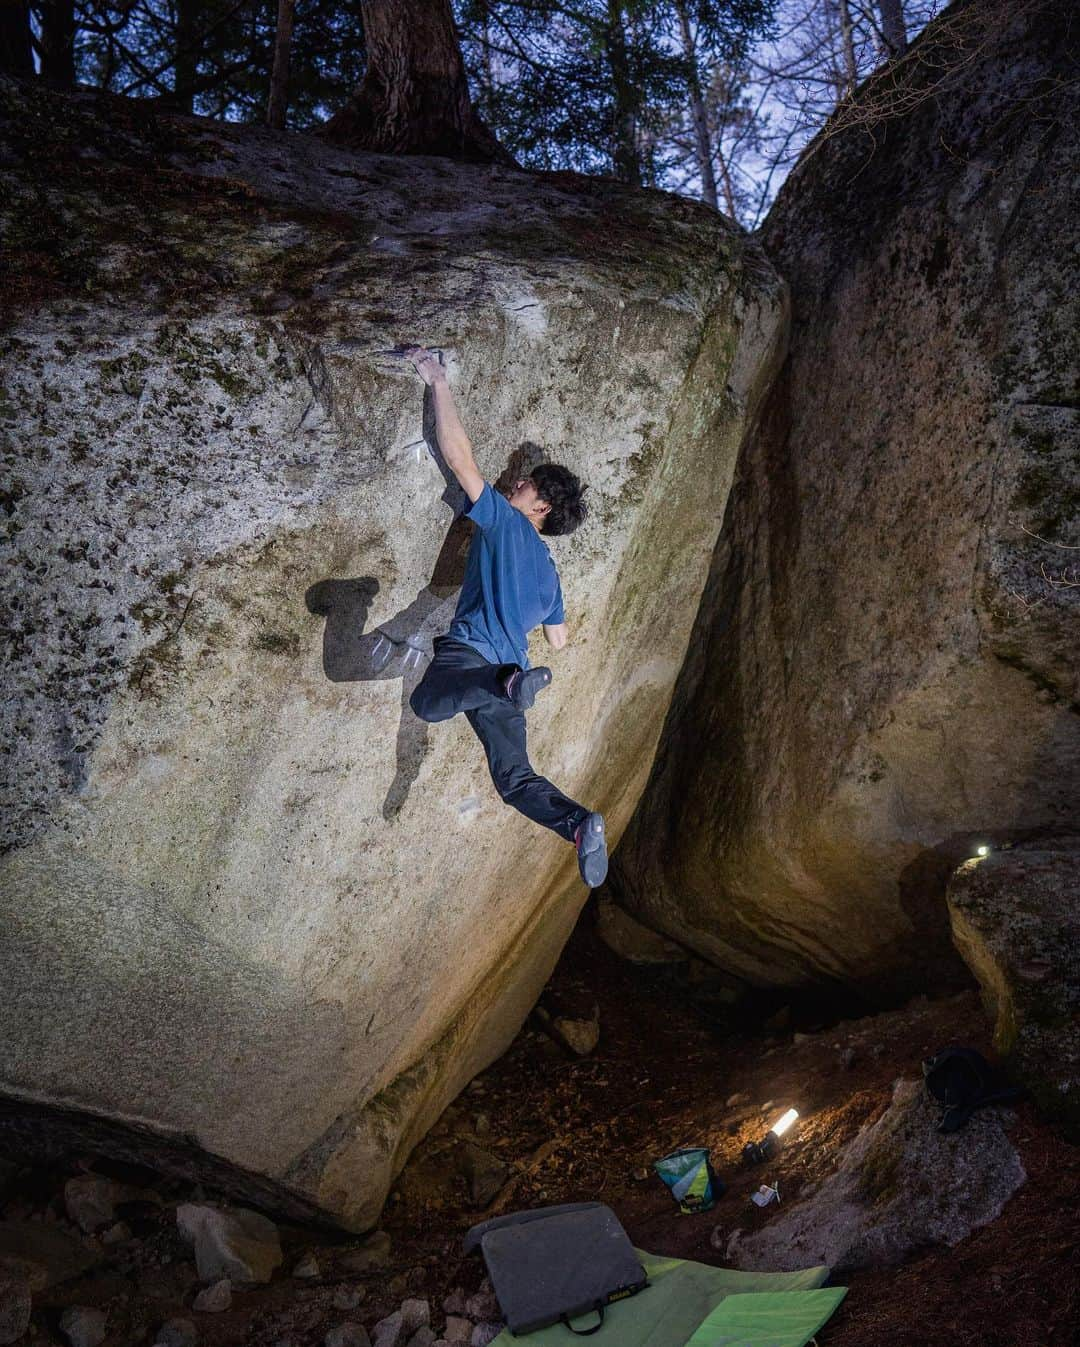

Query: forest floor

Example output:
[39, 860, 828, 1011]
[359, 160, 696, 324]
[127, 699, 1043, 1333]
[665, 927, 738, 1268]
[5, 906, 1079, 1347]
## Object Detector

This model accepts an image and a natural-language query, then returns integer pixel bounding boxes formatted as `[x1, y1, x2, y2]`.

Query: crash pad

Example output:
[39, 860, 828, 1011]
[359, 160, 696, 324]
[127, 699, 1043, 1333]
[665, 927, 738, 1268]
[488, 1249, 838, 1345]
[685, 1289, 848, 1346]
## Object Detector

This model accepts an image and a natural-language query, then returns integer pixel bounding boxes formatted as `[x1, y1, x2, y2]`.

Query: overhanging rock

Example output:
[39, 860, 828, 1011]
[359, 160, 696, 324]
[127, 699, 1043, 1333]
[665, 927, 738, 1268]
[0, 80, 784, 1229]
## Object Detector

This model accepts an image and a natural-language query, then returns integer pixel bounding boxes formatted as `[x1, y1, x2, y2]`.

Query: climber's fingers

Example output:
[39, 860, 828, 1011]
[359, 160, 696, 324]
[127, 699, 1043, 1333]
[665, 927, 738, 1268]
[406, 346, 445, 385]
[371, 344, 446, 379]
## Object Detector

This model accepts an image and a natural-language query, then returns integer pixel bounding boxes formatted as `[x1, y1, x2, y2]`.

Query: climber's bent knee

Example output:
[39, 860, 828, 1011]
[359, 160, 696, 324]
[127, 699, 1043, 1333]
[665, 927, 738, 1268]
[409, 684, 446, 723]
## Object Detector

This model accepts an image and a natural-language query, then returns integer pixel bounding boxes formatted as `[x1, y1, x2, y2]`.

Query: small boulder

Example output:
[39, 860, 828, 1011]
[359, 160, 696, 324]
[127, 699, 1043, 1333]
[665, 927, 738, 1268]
[339, 1231, 391, 1274]
[60, 1306, 108, 1347]
[458, 1145, 510, 1208]
[400, 1299, 430, 1334]
[156, 1319, 198, 1347]
[101, 1221, 132, 1246]
[443, 1318, 472, 1344]
[176, 1204, 282, 1284]
[730, 1078, 1025, 1273]
[948, 838, 1080, 1138]
[441, 1290, 465, 1316]
[64, 1176, 124, 1234]
[552, 1011, 599, 1057]
[292, 1253, 320, 1279]
[332, 1286, 365, 1311]
[406, 1330, 436, 1347]
[0, 1269, 31, 1347]
[371, 1310, 403, 1347]
[325, 1326, 371, 1347]
[470, 1324, 502, 1347]
[464, 1290, 499, 1321]
[192, 1278, 232, 1313]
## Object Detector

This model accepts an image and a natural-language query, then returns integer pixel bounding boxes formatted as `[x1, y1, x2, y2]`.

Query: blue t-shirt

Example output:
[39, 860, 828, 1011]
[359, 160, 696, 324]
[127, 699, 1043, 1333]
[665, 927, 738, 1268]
[447, 483, 565, 669]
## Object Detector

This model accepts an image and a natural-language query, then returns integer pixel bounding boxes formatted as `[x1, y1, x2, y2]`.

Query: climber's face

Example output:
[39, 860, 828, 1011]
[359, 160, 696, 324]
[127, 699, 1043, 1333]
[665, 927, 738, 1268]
[508, 477, 552, 528]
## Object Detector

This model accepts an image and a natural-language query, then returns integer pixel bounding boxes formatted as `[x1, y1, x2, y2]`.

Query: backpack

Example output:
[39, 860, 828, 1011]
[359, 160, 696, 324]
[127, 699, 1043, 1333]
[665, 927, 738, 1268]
[922, 1045, 1024, 1133]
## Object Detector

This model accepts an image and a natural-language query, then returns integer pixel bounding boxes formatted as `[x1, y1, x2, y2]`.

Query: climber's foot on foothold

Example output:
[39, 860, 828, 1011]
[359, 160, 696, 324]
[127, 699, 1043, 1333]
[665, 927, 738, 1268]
[504, 666, 552, 710]
[574, 813, 608, 889]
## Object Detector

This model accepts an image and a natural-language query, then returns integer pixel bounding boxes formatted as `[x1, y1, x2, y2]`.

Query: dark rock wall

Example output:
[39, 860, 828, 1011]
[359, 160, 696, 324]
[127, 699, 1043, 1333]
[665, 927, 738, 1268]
[612, 0, 1079, 999]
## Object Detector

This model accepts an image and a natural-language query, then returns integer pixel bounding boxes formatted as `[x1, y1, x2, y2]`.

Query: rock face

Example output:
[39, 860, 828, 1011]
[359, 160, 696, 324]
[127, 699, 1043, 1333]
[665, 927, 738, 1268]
[612, 0, 1080, 998]
[730, 1078, 1025, 1273]
[0, 82, 783, 1227]
[948, 838, 1080, 1138]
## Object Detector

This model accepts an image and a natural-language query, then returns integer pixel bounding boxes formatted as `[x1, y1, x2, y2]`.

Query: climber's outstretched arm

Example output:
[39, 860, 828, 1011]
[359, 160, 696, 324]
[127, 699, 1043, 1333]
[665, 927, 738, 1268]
[407, 347, 484, 503]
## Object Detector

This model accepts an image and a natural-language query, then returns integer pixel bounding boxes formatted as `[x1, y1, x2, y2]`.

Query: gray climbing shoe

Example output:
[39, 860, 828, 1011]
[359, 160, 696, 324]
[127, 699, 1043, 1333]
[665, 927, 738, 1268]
[574, 812, 608, 888]
[504, 665, 552, 711]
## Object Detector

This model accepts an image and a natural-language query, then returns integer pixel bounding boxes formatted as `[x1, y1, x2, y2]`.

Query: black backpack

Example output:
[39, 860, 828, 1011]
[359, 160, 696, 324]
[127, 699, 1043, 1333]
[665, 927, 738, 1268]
[922, 1046, 1024, 1133]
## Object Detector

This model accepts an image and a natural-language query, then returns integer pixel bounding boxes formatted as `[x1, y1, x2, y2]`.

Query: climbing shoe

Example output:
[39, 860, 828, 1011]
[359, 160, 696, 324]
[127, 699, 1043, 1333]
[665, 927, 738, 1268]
[574, 812, 608, 889]
[504, 665, 552, 711]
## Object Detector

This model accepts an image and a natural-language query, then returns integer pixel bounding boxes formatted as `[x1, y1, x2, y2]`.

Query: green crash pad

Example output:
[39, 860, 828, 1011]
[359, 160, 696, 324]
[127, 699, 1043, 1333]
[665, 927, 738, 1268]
[488, 1250, 844, 1346]
[686, 1290, 848, 1347]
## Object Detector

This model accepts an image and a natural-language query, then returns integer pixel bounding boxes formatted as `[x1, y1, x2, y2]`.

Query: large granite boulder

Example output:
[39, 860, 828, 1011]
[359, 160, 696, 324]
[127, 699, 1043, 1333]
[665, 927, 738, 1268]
[948, 838, 1080, 1138]
[0, 81, 783, 1227]
[612, 0, 1080, 998]
[729, 1077, 1025, 1273]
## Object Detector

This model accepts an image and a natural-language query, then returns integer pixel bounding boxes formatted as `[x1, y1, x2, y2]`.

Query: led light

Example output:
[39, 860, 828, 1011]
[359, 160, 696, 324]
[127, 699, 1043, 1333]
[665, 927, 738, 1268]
[742, 1107, 801, 1166]
[976, 845, 990, 857]
[772, 1108, 799, 1137]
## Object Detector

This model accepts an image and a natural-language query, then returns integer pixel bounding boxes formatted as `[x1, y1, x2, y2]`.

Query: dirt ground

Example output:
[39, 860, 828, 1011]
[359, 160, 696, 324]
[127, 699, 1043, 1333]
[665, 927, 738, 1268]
[5, 906, 1079, 1346]
[384, 911, 1080, 1347]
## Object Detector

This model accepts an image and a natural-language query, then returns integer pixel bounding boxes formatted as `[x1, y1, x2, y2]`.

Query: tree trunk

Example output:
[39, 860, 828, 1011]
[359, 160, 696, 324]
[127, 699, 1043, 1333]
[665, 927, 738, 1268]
[605, 0, 640, 185]
[0, 1, 34, 78]
[717, 146, 738, 221]
[837, 0, 858, 97]
[173, 0, 199, 113]
[878, 0, 908, 57]
[323, 0, 512, 163]
[38, 0, 76, 87]
[267, 0, 295, 129]
[674, 0, 718, 210]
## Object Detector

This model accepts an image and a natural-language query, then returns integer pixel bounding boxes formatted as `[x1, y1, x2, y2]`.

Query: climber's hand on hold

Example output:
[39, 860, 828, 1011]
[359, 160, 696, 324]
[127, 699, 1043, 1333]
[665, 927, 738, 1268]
[405, 346, 445, 387]
[404, 346, 484, 504]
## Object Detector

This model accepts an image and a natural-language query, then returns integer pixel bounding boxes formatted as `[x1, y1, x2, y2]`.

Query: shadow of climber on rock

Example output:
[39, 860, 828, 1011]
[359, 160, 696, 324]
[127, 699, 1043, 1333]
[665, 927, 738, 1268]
[305, 376, 546, 821]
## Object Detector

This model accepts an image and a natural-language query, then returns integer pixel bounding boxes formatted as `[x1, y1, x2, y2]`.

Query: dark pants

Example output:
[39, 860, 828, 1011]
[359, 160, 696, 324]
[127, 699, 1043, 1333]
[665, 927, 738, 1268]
[409, 637, 587, 843]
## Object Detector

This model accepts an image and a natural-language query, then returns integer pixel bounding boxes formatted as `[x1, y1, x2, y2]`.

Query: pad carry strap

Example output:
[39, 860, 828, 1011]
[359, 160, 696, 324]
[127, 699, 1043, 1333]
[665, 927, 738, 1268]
[562, 1304, 605, 1336]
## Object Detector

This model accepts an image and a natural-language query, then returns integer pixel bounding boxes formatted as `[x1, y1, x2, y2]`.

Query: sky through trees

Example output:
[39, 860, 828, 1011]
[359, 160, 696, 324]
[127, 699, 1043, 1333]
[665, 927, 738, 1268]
[8, 0, 943, 225]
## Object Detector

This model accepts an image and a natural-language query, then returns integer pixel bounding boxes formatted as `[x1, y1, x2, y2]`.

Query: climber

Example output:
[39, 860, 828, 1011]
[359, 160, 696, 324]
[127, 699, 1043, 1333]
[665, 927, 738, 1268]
[403, 346, 608, 889]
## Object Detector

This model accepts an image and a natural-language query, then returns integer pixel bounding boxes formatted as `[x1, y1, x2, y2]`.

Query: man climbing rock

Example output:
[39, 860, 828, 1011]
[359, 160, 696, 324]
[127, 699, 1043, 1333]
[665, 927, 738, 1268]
[405, 346, 608, 888]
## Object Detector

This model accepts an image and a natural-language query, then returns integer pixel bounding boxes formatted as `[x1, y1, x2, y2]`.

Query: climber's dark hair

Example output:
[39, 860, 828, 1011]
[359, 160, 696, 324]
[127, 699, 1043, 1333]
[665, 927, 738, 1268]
[532, 463, 588, 536]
